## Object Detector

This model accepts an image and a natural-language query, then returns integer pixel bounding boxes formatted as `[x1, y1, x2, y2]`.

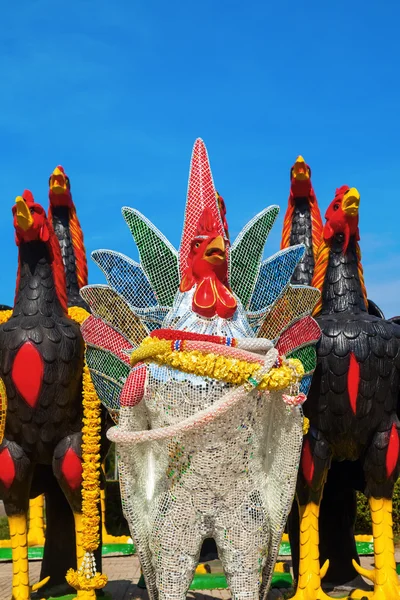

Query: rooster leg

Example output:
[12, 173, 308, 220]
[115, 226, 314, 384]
[290, 431, 332, 600]
[9, 513, 30, 600]
[350, 418, 400, 599]
[27, 495, 45, 547]
[350, 497, 400, 600]
[0, 440, 34, 599]
[52, 433, 84, 568]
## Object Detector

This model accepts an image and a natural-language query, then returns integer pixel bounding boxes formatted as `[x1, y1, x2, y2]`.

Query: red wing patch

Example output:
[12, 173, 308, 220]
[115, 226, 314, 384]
[11, 342, 44, 408]
[347, 352, 360, 415]
[61, 448, 83, 490]
[0, 447, 16, 489]
[301, 438, 314, 485]
[386, 423, 399, 478]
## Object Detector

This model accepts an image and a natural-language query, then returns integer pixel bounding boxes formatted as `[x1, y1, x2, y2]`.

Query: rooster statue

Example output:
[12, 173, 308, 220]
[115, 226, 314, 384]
[0, 191, 89, 600]
[282, 157, 366, 586]
[48, 166, 89, 310]
[47, 165, 123, 550]
[292, 186, 400, 600]
[80, 138, 322, 600]
[281, 155, 323, 286]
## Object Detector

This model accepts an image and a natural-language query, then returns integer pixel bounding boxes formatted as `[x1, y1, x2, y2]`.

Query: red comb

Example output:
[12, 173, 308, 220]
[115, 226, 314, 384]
[22, 190, 34, 205]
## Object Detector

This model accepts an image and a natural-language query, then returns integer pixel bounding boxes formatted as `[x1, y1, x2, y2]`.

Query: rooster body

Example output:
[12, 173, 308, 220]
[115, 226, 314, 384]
[0, 193, 86, 600]
[281, 156, 323, 286]
[292, 187, 400, 600]
[283, 158, 365, 586]
[48, 166, 88, 309]
[81, 139, 321, 600]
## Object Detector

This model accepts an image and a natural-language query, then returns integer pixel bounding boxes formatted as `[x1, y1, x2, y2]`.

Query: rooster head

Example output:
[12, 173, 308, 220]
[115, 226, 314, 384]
[290, 155, 312, 198]
[13, 191, 50, 245]
[180, 207, 237, 319]
[323, 185, 360, 253]
[48, 165, 72, 208]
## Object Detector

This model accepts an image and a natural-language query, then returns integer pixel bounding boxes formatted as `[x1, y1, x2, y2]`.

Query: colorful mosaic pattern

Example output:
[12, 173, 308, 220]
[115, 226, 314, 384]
[81, 138, 321, 600]
[288, 346, 317, 375]
[257, 285, 320, 341]
[80, 284, 148, 346]
[92, 250, 157, 309]
[122, 208, 179, 307]
[229, 206, 279, 309]
[249, 245, 305, 312]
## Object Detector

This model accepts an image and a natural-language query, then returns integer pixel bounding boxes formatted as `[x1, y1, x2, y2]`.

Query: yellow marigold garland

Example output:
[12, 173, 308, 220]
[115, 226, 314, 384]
[0, 312, 11, 445]
[68, 306, 90, 325]
[0, 378, 7, 445]
[66, 306, 107, 597]
[0, 310, 12, 324]
[131, 337, 304, 391]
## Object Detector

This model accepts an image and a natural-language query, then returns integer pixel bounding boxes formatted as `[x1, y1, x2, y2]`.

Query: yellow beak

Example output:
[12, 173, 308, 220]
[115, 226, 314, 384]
[204, 235, 226, 264]
[292, 155, 309, 181]
[15, 196, 33, 231]
[342, 187, 360, 216]
[50, 167, 66, 193]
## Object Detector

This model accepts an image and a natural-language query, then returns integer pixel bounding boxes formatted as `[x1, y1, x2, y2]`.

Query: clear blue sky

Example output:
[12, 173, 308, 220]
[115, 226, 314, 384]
[1, 1, 399, 316]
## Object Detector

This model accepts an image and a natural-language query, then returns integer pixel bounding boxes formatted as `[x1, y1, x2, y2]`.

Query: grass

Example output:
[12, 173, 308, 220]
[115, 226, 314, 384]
[0, 516, 9, 540]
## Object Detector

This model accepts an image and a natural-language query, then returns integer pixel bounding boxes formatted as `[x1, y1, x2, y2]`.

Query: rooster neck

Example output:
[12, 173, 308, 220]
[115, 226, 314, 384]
[289, 197, 315, 286]
[51, 206, 86, 309]
[321, 235, 367, 315]
[14, 241, 65, 318]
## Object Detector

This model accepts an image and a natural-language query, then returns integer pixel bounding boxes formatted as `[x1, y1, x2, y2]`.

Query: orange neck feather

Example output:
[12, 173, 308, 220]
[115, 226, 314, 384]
[48, 203, 88, 289]
[280, 191, 323, 262]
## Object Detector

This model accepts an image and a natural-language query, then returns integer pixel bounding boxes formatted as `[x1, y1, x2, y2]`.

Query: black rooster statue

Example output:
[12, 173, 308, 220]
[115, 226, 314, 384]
[47, 165, 125, 551]
[48, 166, 89, 310]
[291, 185, 400, 600]
[282, 157, 366, 586]
[0, 191, 87, 600]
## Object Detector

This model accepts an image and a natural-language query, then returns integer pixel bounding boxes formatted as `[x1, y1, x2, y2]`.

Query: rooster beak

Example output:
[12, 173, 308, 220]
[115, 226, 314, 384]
[49, 167, 66, 194]
[342, 187, 360, 216]
[204, 235, 226, 264]
[15, 196, 33, 231]
[292, 155, 309, 181]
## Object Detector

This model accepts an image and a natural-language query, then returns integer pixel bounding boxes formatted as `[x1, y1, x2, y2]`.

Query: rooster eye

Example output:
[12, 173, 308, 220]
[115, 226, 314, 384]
[29, 208, 34, 214]
[195, 242, 200, 248]
[333, 204, 340, 211]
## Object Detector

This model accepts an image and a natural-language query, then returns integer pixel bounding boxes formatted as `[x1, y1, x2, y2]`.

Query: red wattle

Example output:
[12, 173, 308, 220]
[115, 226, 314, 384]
[193, 277, 217, 317]
[215, 278, 237, 319]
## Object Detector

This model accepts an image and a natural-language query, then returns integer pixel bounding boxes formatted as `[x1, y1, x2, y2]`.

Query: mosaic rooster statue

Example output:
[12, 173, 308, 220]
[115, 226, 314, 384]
[81, 139, 321, 600]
